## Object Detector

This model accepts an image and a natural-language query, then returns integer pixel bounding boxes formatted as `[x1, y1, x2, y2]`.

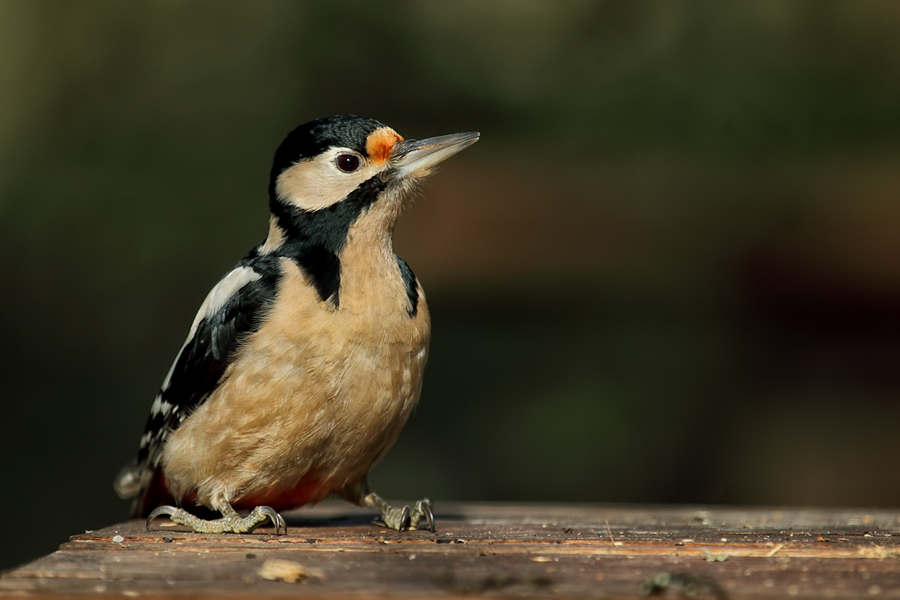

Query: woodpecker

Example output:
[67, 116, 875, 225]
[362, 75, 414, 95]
[114, 115, 479, 534]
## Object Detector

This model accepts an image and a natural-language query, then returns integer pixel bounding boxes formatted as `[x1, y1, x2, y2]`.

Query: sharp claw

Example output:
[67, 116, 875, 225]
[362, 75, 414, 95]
[362, 492, 435, 532]
[146, 505, 178, 530]
[258, 506, 276, 529]
[409, 499, 434, 532]
[257, 506, 287, 534]
[420, 499, 435, 532]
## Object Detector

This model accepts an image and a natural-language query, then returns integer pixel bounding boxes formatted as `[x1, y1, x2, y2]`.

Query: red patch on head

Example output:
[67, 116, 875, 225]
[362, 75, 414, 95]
[366, 127, 403, 164]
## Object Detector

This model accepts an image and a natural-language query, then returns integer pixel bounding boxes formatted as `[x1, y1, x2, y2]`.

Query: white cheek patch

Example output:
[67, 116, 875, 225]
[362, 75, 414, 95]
[274, 148, 381, 212]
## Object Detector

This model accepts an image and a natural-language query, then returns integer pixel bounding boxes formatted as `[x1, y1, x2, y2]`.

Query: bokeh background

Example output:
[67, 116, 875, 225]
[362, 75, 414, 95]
[2, 0, 900, 571]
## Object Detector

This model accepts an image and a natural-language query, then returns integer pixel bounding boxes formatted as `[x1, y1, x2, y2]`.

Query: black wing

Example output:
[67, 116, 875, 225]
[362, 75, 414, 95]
[126, 254, 282, 515]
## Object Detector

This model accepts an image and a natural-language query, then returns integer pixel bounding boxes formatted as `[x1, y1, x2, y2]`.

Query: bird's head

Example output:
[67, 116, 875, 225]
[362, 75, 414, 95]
[266, 115, 478, 250]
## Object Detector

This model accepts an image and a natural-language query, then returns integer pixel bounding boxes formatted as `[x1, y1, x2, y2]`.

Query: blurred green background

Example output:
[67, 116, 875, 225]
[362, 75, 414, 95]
[2, 0, 900, 571]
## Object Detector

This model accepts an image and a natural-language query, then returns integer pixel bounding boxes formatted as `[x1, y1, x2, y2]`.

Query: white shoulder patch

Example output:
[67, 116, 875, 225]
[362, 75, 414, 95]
[159, 265, 262, 391]
[188, 266, 263, 338]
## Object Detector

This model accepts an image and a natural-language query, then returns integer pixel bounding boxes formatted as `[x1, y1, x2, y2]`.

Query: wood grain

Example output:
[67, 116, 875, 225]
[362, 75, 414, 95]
[3, 502, 899, 598]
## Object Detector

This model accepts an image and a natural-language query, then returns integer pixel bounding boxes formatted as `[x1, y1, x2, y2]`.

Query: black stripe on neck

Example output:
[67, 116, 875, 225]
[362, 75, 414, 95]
[395, 255, 419, 317]
[269, 176, 389, 305]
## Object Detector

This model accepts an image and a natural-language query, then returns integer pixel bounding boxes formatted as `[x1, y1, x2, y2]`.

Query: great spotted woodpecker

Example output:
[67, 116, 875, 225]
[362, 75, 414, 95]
[114, 116, 479, 534]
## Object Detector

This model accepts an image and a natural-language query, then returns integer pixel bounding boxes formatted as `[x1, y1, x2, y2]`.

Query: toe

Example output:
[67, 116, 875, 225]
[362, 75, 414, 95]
[383, 505, 411, 531]
[146, 505, 178, 531]
[399, 505, 411, 530]
[419, 499, 435, 532]
[257, 506, 287, 534]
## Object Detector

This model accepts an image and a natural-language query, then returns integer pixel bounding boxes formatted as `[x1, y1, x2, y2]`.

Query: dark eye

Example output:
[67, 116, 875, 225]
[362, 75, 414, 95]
[336, 153, 361, 173]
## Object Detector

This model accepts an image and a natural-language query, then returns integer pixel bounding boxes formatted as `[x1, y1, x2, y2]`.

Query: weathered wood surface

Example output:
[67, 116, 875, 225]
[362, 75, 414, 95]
[3, 503, 900, 598]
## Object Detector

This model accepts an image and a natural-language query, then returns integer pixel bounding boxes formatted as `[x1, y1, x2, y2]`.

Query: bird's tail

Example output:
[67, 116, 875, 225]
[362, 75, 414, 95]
[113, 459, 141, 499]
[114, 460, 176, 518]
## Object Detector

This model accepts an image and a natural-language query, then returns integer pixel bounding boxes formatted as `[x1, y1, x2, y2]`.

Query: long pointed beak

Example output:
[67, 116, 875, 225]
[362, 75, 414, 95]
[392, 131, 480, 178]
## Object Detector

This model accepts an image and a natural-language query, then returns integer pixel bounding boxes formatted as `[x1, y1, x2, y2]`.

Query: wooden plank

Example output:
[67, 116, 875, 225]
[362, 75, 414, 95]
[2, 503, 899, 598]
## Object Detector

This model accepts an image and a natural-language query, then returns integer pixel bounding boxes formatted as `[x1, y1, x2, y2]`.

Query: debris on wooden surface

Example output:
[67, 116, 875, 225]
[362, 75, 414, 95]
[257, 558, 324, 583]
[3, 502, 900, 598]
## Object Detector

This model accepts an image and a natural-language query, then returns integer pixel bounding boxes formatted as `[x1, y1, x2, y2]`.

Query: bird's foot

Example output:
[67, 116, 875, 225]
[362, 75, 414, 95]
[147, 504, 286, 534]
[374, 497, 434, 532]
[340, 481, 436, 532]
[409, 498, 435, 531]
